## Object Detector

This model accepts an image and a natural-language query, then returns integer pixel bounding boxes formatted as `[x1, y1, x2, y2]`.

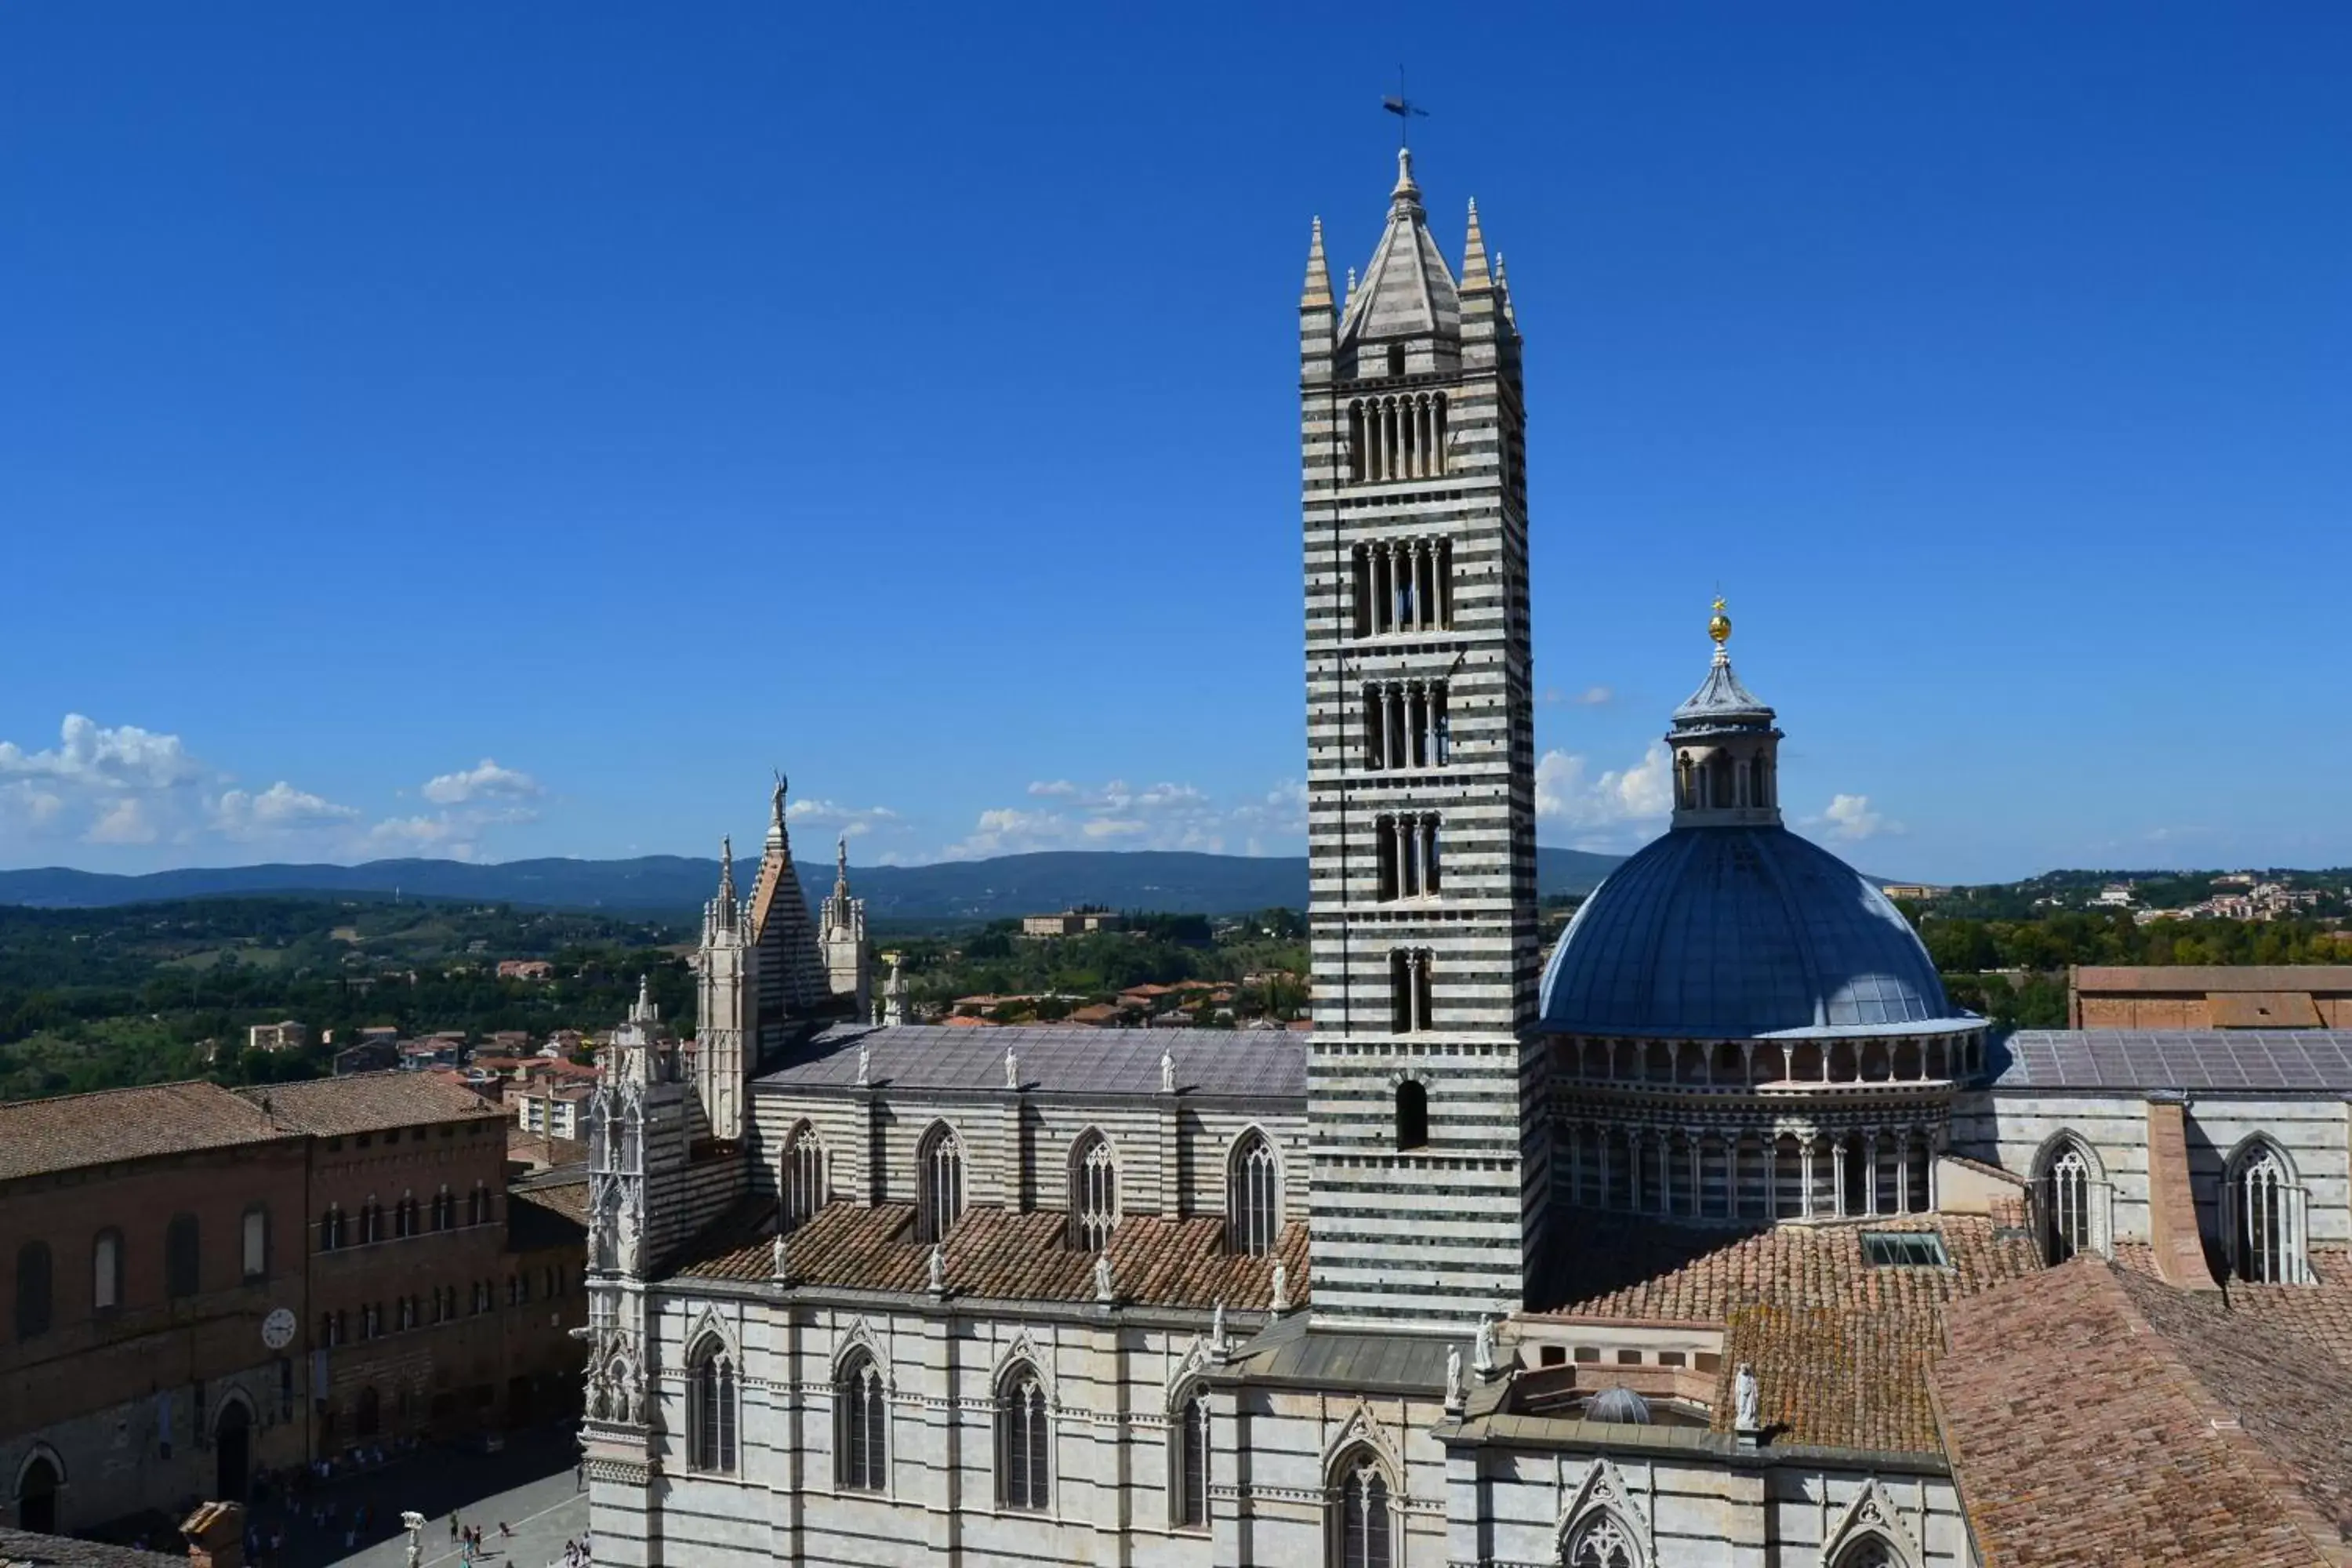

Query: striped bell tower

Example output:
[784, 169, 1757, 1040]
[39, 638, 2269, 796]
[1300, 149, 1542, 1329]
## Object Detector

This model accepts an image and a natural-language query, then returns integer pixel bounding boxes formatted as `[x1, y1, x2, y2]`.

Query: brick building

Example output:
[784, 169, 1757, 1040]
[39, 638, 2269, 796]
[2068, 964, 2352, 1029]
[3, 1073, 587, 1541]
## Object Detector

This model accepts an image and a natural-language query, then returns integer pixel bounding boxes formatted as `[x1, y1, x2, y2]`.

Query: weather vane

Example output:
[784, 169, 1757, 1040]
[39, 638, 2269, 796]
[1382, 66, 1428, 149]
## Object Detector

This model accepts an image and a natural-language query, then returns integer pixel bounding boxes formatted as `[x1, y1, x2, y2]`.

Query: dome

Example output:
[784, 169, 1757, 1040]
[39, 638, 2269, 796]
[1537, 825, 1967, 1040]
[1583, 1386, 1653, 1425]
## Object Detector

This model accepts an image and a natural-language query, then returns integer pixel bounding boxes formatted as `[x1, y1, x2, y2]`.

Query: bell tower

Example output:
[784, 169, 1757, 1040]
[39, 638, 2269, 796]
[1300, 149, 1542, 1329]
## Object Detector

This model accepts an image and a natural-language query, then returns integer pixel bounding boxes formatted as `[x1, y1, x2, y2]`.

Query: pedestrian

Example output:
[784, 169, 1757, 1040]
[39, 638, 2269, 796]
[499, 1520, 512, 1538]
[450, 1512, 460, 1542]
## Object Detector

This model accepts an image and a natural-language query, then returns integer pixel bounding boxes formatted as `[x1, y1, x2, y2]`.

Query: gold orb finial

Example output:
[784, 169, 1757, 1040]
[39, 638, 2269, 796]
[1708, 596, 1732, 646]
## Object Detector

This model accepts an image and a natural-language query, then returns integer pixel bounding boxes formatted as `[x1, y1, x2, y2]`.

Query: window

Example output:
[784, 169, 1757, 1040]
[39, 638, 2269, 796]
[836, 1351, 887, 1492]
[1394, 1081, 1428, 1151]
[996, 1366, 1050, 1512]
[1360, 681, 1450, 771]
[1388, 949, 1432, 1033]
[241, 1206, 269, 1281]
[1330, 1453, 1392, 1568]
[1345, 390, 1449, 484]
[1069, 1131, 1118, 1253]
[93, 1229, 123, 1312]
[1172, 1385, 1210, 1530]
[2228, 1141, 2299, 1284]
[1860, 1232, 1948, 1269]
[165, 1214, 201, 1298]
[690, 1341, 738, 1473]
[782, 1124, 825, 1232]
[1349, 538, 1454, 636]
[361, 1200, 381, 1245]
[433, 1188, 453, 1231]
[1566, 1511, 1639, 1568]
[2041, 1139, 2094, 1264]
[14, 1241, 53, 1341]
[395, 1196, 417, 1239]
[1374, 814, 1441, 900]
[1832, 1540, 1899, 1568]
[1229, 1131, 1282, 1257]
[468, 1185, 490, 1227]
[320, 1205, 345, 1252]
[916, 1123, 964, 1245]
[1385, 343, 1405, 377]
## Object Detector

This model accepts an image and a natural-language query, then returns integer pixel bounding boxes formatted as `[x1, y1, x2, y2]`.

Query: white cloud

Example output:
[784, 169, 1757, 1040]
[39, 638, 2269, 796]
[85, 797, 159, 845]
[214, 781, 362, 837]
[1025, 780, 1080, 798]
[1541, 685, 1615, 708]
[1536, 746, 1674, 843]
[0, 713, 209, 793]
[421, 758, 543, 806]
[786, 797, 901, 840]
[939, 778, 1305, 860]
[1814, 793, 1902, 842]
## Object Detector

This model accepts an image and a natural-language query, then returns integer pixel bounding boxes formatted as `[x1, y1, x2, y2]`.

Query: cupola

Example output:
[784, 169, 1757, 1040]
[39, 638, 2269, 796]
[1668, 598, 1782, 828]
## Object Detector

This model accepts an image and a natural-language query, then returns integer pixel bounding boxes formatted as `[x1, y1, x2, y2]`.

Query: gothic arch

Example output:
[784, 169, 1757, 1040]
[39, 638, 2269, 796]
[1164, 1336, 1218, 1414]
[11, 1443, 66, 1505]
[2223, 1132, 2305, 1283]
[1820, 1479, 1922, 1568]
[1556, 1456, 1653, 1568]
[989, 1329, 1055, 1407]
[210, 1385, 259, 1439]
[830, 1316, 893, 1389]
[1068, 1127, 1121, 1251]
[1318, 1397, 1404, 1486]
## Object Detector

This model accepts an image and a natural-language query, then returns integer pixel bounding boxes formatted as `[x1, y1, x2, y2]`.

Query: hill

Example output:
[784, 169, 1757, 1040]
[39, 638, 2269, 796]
[0, 847, 1628, 918]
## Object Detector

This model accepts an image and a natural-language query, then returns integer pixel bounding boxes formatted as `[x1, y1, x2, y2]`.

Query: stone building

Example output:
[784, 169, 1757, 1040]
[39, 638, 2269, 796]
[572, 150, 2352, 1568]
[2066, 964, 2352, 1029]
[2, 1074, 587, 1540]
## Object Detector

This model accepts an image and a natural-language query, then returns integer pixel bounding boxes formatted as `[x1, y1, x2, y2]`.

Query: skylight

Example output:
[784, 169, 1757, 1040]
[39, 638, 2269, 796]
[1860, 1231, 1949, 1269]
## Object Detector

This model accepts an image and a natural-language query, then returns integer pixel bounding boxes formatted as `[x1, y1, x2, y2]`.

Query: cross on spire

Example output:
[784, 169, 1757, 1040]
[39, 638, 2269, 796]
[1381, 66, 1429, 150]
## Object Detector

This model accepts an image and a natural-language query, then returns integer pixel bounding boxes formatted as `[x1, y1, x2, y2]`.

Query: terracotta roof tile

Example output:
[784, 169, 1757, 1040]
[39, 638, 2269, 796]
[674, 1198, 1306, 1312]
[0, 1080, 292, 1183]
[237, 1070, 510, 1136]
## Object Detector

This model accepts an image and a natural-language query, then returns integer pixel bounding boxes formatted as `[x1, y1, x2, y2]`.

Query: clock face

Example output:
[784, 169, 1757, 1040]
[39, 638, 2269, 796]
[262, 1308, 297, 1350]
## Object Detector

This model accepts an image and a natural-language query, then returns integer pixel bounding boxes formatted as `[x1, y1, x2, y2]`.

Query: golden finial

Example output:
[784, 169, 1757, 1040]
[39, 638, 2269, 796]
[1708, 596, 1732, 647]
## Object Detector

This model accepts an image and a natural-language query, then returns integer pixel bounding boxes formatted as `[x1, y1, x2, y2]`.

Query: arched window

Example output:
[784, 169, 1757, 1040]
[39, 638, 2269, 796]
[241, 1205, 269, 1281]
[1171, 1385, 1211, 1530]
[1831, 1538, 1900, 1568]
[320, 1205, 343, 1252]
[1395, 1080, 1428, 1151]
[916, 1123, 964, 1245]
[2227, 1141, 2300, 1284]
[2040, 1138, 2096, 1264]
[14, 1241, 53, 1341]
[468, 1185, 490, 1227]
[996, 1364, 1050, 1512]
[782, 1123, 826, 1232]
[15, 1452, 61, 1535]
[1329, 1451, 1393, 1568]
[165, 1213, 201, 1299]
[1566, 1510, 1641, 1568]
[1070, 1131, 1118, 1252]
[93, 1229, 123, 1312]
[433, 1187, 453, 1231]
[836, 1350, 887, 1492]
[1229, 1131, 1281, 1256]
[691, 1340, 739, 1473]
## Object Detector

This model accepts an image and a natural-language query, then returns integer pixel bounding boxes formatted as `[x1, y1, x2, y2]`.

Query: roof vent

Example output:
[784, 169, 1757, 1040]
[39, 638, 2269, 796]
[1584, 1385, 1653, 1425]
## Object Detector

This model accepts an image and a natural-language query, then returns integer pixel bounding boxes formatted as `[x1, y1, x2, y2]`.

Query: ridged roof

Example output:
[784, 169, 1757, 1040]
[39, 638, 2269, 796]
[1537, 825, 1970, 1039]
[1337, 148, 1459, 348]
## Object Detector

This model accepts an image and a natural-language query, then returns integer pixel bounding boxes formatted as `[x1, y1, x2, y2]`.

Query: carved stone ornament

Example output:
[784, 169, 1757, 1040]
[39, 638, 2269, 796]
[1820, 1479, 1922, 1568]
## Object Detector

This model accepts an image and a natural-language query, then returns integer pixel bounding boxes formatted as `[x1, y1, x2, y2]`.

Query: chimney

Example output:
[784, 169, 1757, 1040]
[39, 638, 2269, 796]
[182, 1501, 245, 1568]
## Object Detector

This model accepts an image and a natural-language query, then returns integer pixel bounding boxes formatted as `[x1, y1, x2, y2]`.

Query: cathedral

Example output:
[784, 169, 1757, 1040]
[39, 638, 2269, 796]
[578, 151, 2352, 1568]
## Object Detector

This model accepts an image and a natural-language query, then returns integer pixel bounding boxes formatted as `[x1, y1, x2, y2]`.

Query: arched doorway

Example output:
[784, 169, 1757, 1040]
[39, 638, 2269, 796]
[215, 1399, 252, 1501]
[16, 1454, 60, 1534]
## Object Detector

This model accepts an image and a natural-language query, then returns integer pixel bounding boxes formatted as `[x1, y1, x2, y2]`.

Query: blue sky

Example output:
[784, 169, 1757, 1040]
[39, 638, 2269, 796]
[2, 3, 2346, 884]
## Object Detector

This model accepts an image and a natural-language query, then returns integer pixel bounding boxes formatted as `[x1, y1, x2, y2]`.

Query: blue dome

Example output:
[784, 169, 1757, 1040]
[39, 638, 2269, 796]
[1537, 826, 1965, 1040]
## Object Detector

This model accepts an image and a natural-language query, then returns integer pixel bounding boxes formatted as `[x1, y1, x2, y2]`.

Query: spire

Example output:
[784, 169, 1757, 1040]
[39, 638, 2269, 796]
[1667, 596, 1782, 829]
[718, 834, 735, 904]
[1461, 198, 1491, 292]
[768, 771, 788, 848]
[1338, 147, 1461, 349]
[1494, 253, 1518, 330]
[833, 835, 850, 898]
[1342, 266, 1359, 315]
[1390, 146, 1423, 213]
[1301, 216, 1333, 309]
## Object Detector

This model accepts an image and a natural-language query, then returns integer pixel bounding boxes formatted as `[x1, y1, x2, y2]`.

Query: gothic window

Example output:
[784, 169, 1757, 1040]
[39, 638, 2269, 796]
[1566, 1511, 1640, 1568]
[2227, 1140, 2299, 1283]
[1394, 1081, 1428, 1152]
[836, 1350, 887, 1492]
[2041, 1138, 2095, 1264]
[1229, 1131, 1282, 1256]
[468, 1185, 491, 1227]
[690, 1340, 739, 1473]
[361, 1200, 381, 1245]
[1329, 1451, 1393, 1568]
[1172, 1385, 1210, 1530]
[433, 1187, 453, 1231]
[917, 1123, 965, 1244]
[14, 1242, 53, 1341]
[1832, 1539, 1900, 1568]
[320, 1205, 343, 1252]
[241, 1205, 269, 1281]
[996, 1364, 1051, 1512]
[782, 1124, 826, 1233]
[93, 1229, 123, 1312]
[165, 1214, 200, 1299]
[1069, 1131, 1118, 1252]
[1388, 949, 1432, 1033]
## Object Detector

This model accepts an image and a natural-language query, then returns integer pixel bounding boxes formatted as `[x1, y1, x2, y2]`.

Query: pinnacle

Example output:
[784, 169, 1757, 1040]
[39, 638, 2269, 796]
[1462, 197, 1492, 292]
[1301, 215, 1333, 309]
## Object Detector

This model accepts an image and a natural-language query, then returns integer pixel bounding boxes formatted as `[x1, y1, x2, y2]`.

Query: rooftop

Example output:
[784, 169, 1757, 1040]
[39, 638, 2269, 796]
[0, 1080, 293, 1185]
[0, 1529, 182, 1567]
[237, 1070, 511, 1136]
[2071, 965, 2352, 993]
[1990, 1029, 2352, 1093]
[756, 1024, 1305, 1103]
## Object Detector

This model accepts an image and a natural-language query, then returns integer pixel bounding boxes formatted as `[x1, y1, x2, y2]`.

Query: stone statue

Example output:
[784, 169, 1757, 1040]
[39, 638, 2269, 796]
[1269, 1260, 1288, 1314]
[856, 1041, 871, 1087]
[1094, 1251, 1114, 1303]
[1472, 1314, 1497, 1376]
[1210, 1300, 1228, 1353]
[927, 1243, 946, 1294]
[1734, 1362, 1760, 1431]
[401, 1511, 426, 1568]
[1160, 1048, 1174, 1094]
[1004, 1047, 1018, 1090]
[771, 1230, 789, 1282]
[615, 1196, 641, 1276]
[1444, 1345, 1465, 1410]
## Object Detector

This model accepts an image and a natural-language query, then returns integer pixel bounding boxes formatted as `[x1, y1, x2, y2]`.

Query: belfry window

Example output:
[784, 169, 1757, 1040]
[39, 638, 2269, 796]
[917, 1123, 965, 1244]
[1350, 539, 1454, 636]
[1388, 949, 1433, 1033]
[1069, 1131, 1118, 1252]
[1360, 681, 1450, 771]
[1228, 1131, 1281, 1256]
[1374, 813, 1442, 900]
[1346, 393, 1449, 484]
